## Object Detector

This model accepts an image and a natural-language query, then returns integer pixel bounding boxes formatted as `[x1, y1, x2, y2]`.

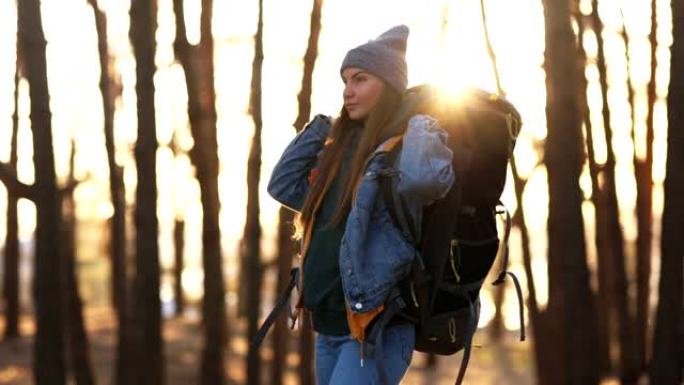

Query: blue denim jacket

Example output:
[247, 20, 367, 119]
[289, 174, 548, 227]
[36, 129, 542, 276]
[267, 113, 455, 314]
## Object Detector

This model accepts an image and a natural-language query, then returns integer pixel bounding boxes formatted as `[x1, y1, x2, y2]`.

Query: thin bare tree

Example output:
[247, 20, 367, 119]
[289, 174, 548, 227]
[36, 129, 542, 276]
[589, 3, 639, 381]
[0, 0, 70, 383]
[173, 216, 185, 316]
[3, 34, 21, 341]
[272, 0, 323, 384]
[87, 0, 127, 318]
[576, 6, 612, 374]
[17, 0, 66, 383]
[245, 0, 265, 383]
[649, 1, 684, 383]
[634, 0, 657, 371]
[170, 135, 186, 317]
[194, 6, 227, 382]
[61, 143, 95, 385]
[542, 0, 600, 383]
[172, 0, 227, 382]
[126, 0, 163, 384]
[87, 2, 129, 382]
[478, 0, 508, 342]
[480, 0, 542, 377]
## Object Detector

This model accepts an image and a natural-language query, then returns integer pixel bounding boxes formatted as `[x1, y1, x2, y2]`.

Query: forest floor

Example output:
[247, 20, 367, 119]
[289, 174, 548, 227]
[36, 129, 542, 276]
[0, 306, 535, 385]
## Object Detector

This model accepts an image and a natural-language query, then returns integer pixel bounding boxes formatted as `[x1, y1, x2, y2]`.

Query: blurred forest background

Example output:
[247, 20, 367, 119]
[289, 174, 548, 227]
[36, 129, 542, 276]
[0, 0, 682, 384]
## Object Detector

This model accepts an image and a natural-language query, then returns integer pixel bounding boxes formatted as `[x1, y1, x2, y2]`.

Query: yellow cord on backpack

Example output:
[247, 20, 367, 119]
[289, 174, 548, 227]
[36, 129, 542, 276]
[450, 239, 461, 283]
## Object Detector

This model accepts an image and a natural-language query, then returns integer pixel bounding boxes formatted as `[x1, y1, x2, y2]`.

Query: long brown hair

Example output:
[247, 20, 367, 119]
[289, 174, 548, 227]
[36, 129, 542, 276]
[294, 85, 403, 240]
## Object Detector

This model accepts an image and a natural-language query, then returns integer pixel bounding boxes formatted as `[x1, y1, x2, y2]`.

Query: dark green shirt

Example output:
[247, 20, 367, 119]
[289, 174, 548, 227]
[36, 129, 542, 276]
[302, 127, 360, 336]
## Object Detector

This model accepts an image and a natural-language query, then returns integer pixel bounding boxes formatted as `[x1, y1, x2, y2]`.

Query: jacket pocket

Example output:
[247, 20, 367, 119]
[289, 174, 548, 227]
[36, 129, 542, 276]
[373, 208, 415, 276]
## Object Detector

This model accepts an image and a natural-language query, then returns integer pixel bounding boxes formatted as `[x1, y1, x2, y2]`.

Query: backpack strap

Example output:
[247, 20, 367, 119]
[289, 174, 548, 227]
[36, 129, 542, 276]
[250, 267, 300, 350]
[454, 296, 479, 385]
[491, 203, 526, 342]
[376, 135, 421, 246]
[492, 202, 512, 285]
[378, 160, 420, 245]
[363, 288, 407, 385]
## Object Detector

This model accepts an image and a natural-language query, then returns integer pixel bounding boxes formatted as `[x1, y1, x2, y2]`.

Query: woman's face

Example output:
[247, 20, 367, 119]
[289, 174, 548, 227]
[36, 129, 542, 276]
[341, 67, 385, 121]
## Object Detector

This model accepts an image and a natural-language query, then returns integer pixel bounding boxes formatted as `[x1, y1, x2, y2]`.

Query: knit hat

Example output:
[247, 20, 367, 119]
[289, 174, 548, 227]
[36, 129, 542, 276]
[340, 25, 409, 93]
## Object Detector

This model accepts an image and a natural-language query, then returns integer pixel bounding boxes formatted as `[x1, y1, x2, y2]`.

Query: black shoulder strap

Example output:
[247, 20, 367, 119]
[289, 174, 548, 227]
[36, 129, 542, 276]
[250, 268, 300, 350]
[379, 143, 420, 246]
[491, 202, 526, 342]
[364, 288, 407, 385]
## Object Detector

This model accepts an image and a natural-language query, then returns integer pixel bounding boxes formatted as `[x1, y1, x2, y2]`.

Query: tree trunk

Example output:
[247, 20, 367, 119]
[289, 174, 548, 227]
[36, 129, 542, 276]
[578, 11, 612, 375]
[62, 143, 96, 385]
[292, 0, 323, 132]
[590, 4, 639, 382]
[510, 161, 548, 382]
[271, 208, 296, 385]
[542, 0, 600, 383]
[3, 40, 21, 341]
[172, 0, 227, 383]
[174, 218, 185, 316]
[635, 0, 657, 372]
[270, 1, 323, 384]
[245, 1, 265, 384]
[88, 0, 126, 318]
[127, 1, 163, 384]
[584, 118, 614, 378]
[649, 1, 684, 383]
[620, 10, 652, 380]
[87, 2, 129, 382]
[17, 0, 66, 383]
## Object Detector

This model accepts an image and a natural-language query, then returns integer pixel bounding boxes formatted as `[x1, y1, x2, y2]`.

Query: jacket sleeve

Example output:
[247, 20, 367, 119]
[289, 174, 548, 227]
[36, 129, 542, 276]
[396, 114, 455, 204]
[267, 115, 332, 212]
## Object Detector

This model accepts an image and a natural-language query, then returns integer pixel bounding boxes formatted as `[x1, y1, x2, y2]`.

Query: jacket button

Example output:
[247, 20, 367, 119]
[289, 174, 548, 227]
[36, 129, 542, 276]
[346, 268, 352, 275]
[354, 302, 363, 310]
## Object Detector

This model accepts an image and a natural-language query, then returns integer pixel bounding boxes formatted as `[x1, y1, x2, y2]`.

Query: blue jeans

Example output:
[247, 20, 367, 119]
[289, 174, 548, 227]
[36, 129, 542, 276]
[315, 324, 415, 385]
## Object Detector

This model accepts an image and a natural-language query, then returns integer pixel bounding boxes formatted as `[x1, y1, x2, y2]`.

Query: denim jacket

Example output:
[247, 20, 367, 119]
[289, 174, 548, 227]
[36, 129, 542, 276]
[267, 113, 455, 318]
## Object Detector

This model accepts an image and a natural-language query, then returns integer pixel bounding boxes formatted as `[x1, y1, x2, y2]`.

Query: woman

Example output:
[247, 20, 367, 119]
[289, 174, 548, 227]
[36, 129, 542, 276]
[267, 25, 455, 385]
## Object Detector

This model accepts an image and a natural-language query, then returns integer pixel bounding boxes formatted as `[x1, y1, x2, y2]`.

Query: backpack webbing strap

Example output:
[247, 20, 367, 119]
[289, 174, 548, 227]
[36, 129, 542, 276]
[454, 297, 479, 385]
[502, 271, 526, 341]
[491, 203, 526, 342]
[250, 267, 300, 351]
[380, 169, 419, 245]
[377, 140, 420, 246]
[364, 289, 407, 385]
[492, 202, 512, 285]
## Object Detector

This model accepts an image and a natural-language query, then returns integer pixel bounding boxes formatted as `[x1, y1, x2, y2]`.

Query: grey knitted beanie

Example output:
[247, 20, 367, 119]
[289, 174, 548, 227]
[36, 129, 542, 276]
[340, 25, 409, 93]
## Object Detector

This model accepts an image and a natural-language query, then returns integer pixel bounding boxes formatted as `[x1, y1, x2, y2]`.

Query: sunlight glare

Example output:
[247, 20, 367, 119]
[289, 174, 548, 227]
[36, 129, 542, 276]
[182, 266, 204, 302]
[183, 0, 201, 46]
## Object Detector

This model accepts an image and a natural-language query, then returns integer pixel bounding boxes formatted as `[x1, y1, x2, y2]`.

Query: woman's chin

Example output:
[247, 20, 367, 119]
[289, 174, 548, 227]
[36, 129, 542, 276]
[347, 111, 366, 121]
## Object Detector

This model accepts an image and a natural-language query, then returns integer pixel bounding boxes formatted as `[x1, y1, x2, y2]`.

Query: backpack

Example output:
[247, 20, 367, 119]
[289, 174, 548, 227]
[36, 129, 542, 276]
[363, 84, 525, 385]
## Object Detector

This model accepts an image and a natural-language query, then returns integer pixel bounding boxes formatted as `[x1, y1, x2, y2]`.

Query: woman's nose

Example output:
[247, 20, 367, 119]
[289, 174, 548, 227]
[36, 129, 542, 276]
[343, 83, 354, 99]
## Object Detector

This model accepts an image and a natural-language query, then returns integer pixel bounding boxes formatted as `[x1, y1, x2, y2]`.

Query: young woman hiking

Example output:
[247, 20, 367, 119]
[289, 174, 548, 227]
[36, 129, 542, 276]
[267, 25, 455, 385]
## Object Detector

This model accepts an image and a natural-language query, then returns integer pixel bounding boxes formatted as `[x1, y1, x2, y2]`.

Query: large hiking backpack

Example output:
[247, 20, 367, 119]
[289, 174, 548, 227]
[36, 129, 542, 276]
[364, 84, 525, 385]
